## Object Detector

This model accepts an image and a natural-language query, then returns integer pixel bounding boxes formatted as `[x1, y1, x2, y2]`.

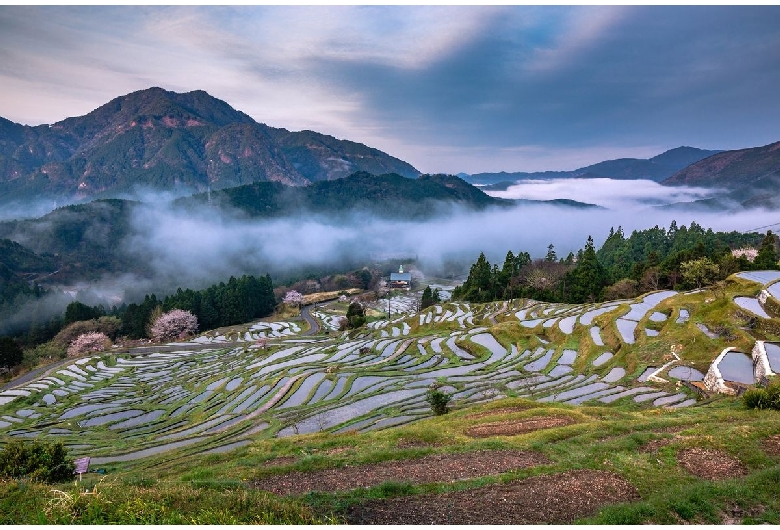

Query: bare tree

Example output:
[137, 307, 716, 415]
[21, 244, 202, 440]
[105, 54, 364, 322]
[640, 266, 662, 292]
[516, 259, 570, 291]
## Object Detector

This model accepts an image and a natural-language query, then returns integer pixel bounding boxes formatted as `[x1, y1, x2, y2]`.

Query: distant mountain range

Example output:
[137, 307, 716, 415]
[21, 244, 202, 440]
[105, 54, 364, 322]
[664, 141, 780, 188]
[0, 87, 419, 206]
[462, 146, 722, 186]
[2, 86, 779, 214]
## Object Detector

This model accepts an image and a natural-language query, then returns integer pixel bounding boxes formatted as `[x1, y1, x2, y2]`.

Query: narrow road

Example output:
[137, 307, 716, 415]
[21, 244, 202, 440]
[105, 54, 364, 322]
[1, 357, 73, 392]
[301, 304, 321, 336]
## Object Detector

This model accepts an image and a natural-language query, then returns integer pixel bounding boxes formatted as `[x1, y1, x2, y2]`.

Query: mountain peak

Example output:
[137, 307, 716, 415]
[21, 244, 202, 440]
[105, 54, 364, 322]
[649, 146, 722, 167]
[0, 88, 420, 206]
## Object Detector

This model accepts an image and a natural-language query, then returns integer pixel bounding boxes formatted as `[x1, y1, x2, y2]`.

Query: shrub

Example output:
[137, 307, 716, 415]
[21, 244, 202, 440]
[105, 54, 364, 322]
[53, 316, 122, 346]
[22, 341, 67, 369]
[0, 440, 74, 483]
[67, 332, 112, 357]
[150, 309, 198, 342]
[743, 379, 780, 410]
[345, 302, 366, 329]
[425, 386, 451, 415]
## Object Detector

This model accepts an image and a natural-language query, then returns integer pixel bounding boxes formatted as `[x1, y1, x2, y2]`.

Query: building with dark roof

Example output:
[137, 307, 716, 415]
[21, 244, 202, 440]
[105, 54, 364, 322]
[389, 265, 412, 290]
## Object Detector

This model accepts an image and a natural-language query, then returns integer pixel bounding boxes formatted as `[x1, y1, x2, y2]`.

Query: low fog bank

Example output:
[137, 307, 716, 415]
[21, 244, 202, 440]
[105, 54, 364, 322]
[0, 198, 61, 221]
[9, 181, 779, 333]
[122, 194, 778, 290]
[487, 178, 722, 210]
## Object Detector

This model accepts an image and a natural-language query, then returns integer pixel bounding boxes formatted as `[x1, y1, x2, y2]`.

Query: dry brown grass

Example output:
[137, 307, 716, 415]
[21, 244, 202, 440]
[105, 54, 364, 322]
[464, 415, 576, 438]
[302, 289, 362, 305]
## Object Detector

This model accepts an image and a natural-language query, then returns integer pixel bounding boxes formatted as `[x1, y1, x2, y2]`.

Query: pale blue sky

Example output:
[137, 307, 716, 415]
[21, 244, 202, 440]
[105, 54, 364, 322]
[1, 5, 779, 173]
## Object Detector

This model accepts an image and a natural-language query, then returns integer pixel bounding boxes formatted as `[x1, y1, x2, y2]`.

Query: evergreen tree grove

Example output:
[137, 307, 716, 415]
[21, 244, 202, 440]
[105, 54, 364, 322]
[754, 231, 779, 270]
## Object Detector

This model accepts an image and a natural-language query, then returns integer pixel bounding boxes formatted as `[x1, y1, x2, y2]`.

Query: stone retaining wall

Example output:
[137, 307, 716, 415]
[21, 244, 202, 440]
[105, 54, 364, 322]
[704, 347, 738, 395]
[752, 341, 775, 382]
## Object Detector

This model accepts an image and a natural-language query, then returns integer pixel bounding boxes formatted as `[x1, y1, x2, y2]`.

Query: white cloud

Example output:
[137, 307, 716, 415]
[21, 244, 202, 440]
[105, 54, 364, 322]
[525, 6, 628, 73]
[487, 178, 720, 209]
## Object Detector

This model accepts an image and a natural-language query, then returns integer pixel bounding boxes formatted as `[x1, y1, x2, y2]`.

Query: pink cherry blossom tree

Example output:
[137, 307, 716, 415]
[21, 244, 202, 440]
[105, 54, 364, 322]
[68, 332, 112, 357]
[150, 309, 199, 342]
[283, 290, 304, 307]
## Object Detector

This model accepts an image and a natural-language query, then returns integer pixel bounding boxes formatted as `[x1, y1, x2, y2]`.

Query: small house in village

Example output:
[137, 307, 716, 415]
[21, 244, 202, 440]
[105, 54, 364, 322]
[389, 265, 412, 290]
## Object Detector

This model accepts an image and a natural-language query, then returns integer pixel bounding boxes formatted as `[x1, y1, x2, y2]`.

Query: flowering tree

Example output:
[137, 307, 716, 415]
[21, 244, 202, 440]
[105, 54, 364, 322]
[255, 337, 269, 350]
[150, 309, 199, 342]
[732, 247, 758, 262]
[68, 332, 112, 357]
[283, 290, 304, 307]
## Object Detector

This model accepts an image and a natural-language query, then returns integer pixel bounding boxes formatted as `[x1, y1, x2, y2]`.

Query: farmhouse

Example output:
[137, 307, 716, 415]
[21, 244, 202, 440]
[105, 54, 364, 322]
[389, 265, 412, 290]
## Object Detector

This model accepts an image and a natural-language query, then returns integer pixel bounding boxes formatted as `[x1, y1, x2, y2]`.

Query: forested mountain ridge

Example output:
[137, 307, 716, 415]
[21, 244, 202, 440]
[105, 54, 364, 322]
[663, 141, 780, 190]
[0, 199, 142, 284]
[464, 146, 722, 185]
[0, 87, 420, 205]
[182, 172, 512, 218]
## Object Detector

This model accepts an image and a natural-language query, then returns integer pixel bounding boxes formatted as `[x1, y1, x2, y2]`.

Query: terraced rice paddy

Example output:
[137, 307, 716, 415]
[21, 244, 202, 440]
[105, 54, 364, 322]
[734, 296, 770, 318]
[3, 276, 778, 466]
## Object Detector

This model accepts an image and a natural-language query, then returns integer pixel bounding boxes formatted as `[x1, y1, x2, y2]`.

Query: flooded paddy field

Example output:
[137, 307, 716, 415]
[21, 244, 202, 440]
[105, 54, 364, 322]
[4, 275, 779, 467]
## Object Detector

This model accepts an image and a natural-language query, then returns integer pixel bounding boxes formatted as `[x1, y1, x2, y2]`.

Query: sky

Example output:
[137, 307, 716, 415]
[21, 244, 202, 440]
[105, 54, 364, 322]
[1, 5, 780, 174]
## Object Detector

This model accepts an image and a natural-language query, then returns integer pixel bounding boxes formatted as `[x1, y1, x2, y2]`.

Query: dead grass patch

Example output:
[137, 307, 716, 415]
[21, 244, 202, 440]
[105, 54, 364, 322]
[264, 456, 297, 467]
[677, 448, 747, 480]
[465, 415, 576, 438]
[345, 469, 639, 524]
[761, 434, 780, 457]
[396, 437, 442, 449]
[464, 405, 536, 420]
[325, 446, 353, 456]
[251, 449, 549, 496]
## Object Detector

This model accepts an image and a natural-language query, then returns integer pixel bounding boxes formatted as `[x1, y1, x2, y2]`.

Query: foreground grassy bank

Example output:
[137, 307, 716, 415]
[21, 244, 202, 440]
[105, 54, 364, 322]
[3, 394, 779, 524]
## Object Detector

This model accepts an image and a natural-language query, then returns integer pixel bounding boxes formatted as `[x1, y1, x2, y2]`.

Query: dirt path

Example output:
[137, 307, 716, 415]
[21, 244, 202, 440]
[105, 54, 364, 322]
[345, 469, 639, 524]
[465, 415, 576, 437]
[487, 301, 508, 325]
[251, 449, 549, 495]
